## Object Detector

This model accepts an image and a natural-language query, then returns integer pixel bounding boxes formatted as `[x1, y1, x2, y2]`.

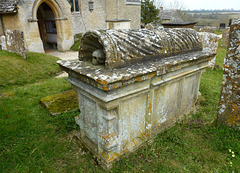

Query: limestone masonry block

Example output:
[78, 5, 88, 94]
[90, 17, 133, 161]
[218, 18, 240, 128]
[222, 28, 230, 47]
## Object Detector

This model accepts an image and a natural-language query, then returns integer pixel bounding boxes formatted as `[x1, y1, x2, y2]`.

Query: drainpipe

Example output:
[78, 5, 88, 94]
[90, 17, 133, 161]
[0, 15, 5, 36]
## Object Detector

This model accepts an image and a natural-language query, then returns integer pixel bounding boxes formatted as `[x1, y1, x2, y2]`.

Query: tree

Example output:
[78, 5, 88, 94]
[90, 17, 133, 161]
[229, 19, 232, 26]
[168, 0, 186, 10]
[154, 0, 165, 9]
[141, 0, 160, 25]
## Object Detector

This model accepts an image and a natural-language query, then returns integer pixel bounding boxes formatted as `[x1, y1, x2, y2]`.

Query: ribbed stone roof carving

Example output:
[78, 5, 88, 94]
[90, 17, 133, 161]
[79, 28, 202, 69]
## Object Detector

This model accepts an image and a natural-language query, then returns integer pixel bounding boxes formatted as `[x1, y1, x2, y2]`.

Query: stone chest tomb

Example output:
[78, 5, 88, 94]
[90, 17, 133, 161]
[58, 28, 216, 168]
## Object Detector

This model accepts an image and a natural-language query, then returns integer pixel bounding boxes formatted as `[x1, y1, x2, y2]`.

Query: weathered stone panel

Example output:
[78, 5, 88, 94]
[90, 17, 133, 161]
[199, 32, 219, 69]
[218, 19, 240, 128]
[121, 93, 147, 151]
[221, 28, 230, 47]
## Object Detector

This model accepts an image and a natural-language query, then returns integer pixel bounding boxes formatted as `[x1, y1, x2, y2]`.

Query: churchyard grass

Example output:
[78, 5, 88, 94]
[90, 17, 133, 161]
[0, 40, 240, 172]
[216, 39, 227, 68]
[0, 51, 60, 87]
[215, 30, 223, 35]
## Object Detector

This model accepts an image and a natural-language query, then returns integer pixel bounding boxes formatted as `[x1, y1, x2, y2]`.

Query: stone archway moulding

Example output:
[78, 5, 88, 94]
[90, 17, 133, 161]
[28, 0, 67, 22]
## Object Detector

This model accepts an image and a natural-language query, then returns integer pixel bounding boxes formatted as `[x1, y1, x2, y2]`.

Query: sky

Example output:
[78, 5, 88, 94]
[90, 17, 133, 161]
[154, 0, 240, 10]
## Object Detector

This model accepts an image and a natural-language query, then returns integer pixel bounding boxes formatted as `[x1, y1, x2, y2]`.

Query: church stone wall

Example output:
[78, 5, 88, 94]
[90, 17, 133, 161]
[76, 0, 106, 33]
[72, 0, 141, 35]
[105, 0, 141, 29]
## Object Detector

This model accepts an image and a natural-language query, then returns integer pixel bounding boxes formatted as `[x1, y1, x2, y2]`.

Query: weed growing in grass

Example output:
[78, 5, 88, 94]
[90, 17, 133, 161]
[51, 110, 80, 132]
[0, 101, 14, 138]
[223, 148, 238, 171]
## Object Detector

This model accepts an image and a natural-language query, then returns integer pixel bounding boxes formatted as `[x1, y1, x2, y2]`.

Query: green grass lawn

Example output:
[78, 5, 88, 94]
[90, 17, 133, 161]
[0, 51, 60, 87]
[215, 30, 223, 35]
[0, 42, 239, 172]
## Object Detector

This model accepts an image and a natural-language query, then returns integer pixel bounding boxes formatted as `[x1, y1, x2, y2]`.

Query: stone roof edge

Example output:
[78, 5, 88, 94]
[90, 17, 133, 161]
[0, 0, 19, 14]
[58, 51, 215, 92]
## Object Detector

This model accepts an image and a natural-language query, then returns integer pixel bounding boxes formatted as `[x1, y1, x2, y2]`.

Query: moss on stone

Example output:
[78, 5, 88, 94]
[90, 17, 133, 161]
[40, 90, 79, 116]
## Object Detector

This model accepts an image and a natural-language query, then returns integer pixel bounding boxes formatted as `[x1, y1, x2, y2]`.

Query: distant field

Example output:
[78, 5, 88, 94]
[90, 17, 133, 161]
[187, 11, 240, 27]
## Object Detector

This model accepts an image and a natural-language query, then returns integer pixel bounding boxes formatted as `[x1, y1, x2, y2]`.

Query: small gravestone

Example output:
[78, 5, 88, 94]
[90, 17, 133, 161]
[218, 18, 240, 128]
[6, 30, 26, 59]
[0, 35, 7, 50]
[40, 90, 79, 116]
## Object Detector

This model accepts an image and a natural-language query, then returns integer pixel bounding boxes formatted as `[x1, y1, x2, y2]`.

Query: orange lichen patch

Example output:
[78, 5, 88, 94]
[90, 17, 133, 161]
[106, 133, 111, 140]
[148, 72, 156, 79]
[229, 50, 235, 54]
[132, 140, 138, 146]
[99, 132, 117, 141]
[225, 103, 240, 126]
[101, 152, 107, 158]
[96, 79, 108, 85]
[106, 152, 119, 162]
[140, 132, 146, 137]
[232, 103, 240, 112]
[148, 100, 152, 114]
[227, 115, 240, 126]
[103, 86, 108, 91]
[137, 77, 142, 82]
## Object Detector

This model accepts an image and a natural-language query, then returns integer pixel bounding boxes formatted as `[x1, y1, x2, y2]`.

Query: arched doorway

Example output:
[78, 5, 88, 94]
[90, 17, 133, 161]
[37, 2, 57, 50]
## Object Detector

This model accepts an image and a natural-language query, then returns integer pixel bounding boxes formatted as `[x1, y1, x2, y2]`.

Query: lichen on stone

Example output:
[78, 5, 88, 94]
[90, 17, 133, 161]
[40, 90, 79, 116]
[218, 18, 240, 129]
